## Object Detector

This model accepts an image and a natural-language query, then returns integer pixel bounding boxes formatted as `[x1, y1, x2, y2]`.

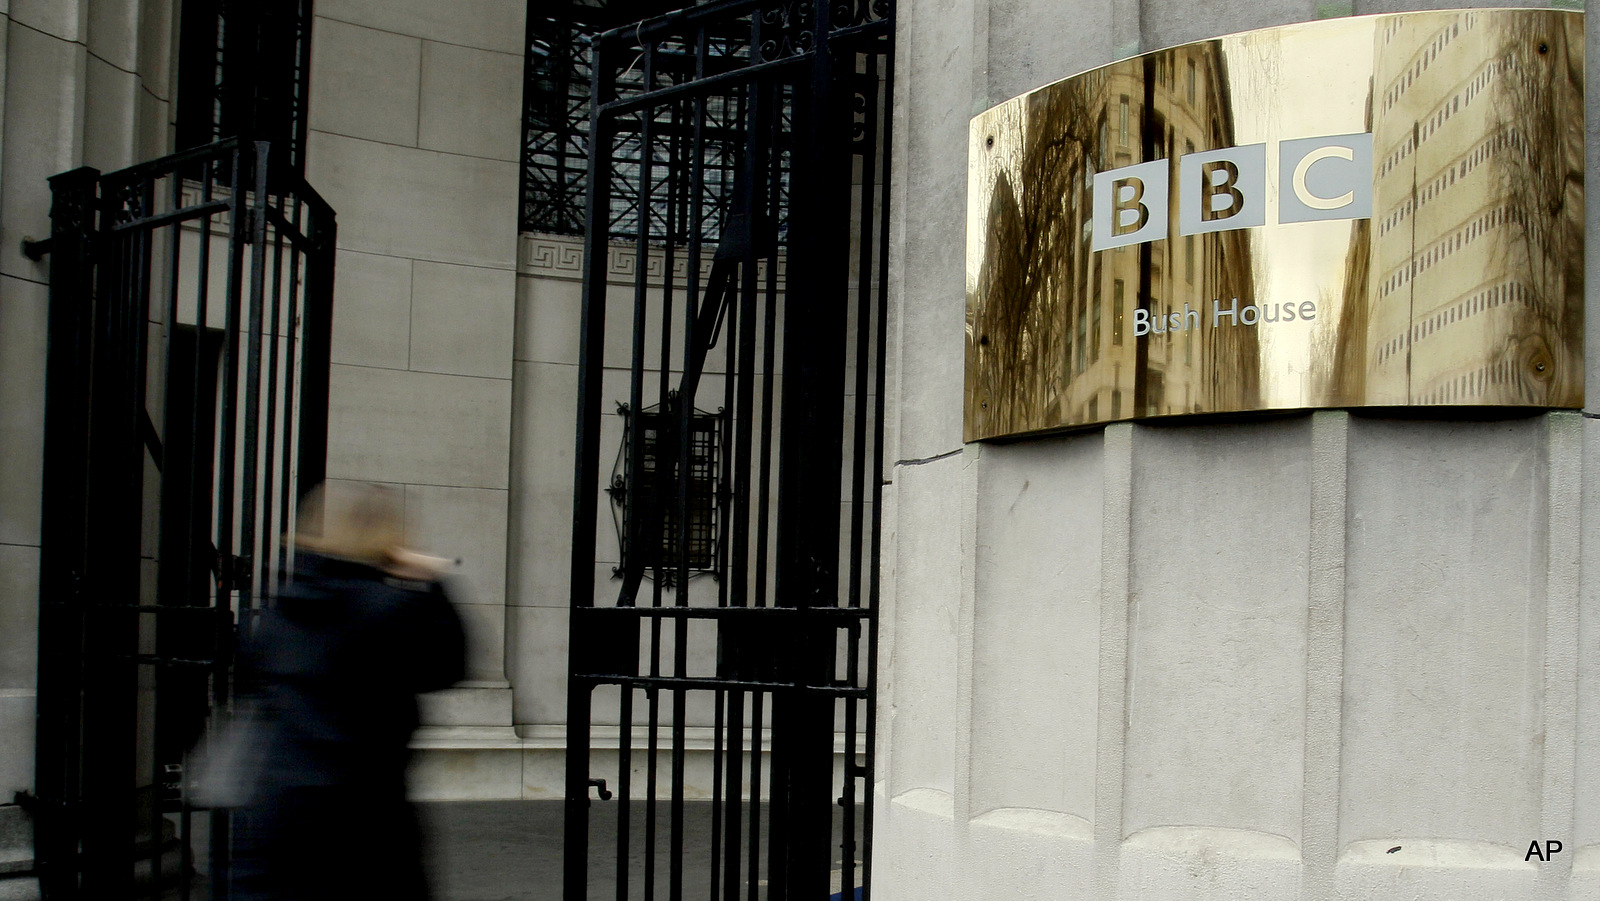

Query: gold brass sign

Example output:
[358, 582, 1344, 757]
[965, 9, 1584, 441]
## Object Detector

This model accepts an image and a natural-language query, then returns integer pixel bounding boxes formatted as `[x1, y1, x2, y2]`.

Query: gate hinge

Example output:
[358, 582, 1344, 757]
[21, 236, 53, 260]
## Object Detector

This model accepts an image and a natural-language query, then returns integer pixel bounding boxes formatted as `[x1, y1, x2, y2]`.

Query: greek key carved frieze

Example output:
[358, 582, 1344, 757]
[520, 233, 786, 290]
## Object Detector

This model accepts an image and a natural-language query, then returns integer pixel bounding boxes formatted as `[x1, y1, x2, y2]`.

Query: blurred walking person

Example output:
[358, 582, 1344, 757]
[228, 482, 465, 901]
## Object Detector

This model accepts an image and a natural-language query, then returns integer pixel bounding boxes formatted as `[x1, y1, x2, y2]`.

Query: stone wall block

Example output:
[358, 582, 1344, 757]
[87, 0, 137, 72]
[407, 748, 522, 801]
[969, 436, 1102, 824]
[887, 452, 964, 797]
[330, 249, 413, 370]
[133, 88, 166, 168]
[418, 685, 513, 727]
[894, 0, 978, 462]
[453, 601, 507, 683]
[1123, 419, 1311, 844]
[1340, 418, 1546, 849]
[1572, 417, 1600, 866]
[306, 132, 518, 270]
[418, 41, 521, 162]
[0, 691, 35, 798]
[987, 0, 1115, 104]
[508, 359, 576, 609]
[1137, 0, 1316, 52]
[313, 0, 522, 53]
[326, 364, 511, 489]
[515, 273, 580, 366]
[82, 51, 137, 171]
[410, 261, 515, 379]
[0, 277, 46, 547]
[404, 484, 508, 610]
[12, 0, 84, 41]
[0, 545, 39, 689]
[509, 603, 567, 726]
[0, 26, 86, 281]
[878, 789, 958, 901]
[1352, 0, 1528, 14]
[967, 810, 1094, 899]
[309, 17, 422, 147]
[135, 0, 173, 99]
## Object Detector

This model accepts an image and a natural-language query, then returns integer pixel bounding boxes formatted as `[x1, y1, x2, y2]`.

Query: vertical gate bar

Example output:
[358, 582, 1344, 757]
[709, 288, 738, 901]
[148, 664, 163, 901]
[746, 72, 787, 901]
[191, 154, 225, 901]
[645, 87, 684, 901]
[277, 190, 307, 557]
[669, 23, 714, 901]
[617, 686, 635, 901]
[753, 76, 783, 616]
[215, 142, 246, 610]
[212, 142, 251, 899]
[158, 164, 199, 901]
[295, 183, 335, 503]
[707, 70, 746, 889]
[142, 177, 161, 901]
[624, 48, 656, 610]
[765, 63, 800, 901]
[724, 15, 770, 889]
[564, 30, 616, 901]
[191, 157, 217, 590]
[710, 688, 725, 901]
[258, 186, 288, 600]
[618, 37, 659, 901]
[238, 142, 272, 617]
[127, 174, 163, 901]
[116, 212, 139, 898]
[35, 165, 99, 900]
[746, 690, 765, 901]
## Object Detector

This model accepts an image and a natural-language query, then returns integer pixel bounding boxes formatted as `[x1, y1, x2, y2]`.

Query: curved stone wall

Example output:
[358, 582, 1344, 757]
[877, 0, 1599, 897]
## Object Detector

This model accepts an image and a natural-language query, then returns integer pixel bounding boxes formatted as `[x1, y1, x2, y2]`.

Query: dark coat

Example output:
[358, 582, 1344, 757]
[230, 551, 466, 901]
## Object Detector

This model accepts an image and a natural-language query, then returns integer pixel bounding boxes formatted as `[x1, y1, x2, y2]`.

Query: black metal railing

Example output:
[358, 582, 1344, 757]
[565, 1, 892, 899]
[33, 139, 336, 900]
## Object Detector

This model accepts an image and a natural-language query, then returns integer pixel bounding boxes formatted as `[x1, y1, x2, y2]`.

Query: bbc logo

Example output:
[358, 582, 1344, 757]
[1090, 133, 1373, 251]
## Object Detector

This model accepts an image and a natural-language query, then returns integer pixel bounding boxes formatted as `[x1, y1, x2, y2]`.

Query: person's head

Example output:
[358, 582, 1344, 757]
[293, 482, 405, 566]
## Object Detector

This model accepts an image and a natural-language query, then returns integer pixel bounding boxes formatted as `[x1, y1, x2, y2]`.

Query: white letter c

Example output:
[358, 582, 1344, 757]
[1292, 145, 1355, 210]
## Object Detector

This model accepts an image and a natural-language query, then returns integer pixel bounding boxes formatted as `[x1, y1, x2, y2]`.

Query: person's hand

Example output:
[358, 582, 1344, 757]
[384, 547, 451, 581]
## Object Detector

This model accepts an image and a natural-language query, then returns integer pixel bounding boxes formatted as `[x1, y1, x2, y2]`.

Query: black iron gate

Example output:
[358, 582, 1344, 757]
[32, 139, 336, 899]
[565, 1, 892, 899]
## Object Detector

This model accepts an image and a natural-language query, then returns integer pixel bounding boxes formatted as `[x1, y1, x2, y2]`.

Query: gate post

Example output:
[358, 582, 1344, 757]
[564, 29, 617, 901]
[34, 166, 100, 900]
[770, 3, 857, 898]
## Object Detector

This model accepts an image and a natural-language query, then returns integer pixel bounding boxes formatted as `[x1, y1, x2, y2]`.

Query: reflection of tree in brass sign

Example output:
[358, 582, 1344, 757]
[965, 10, 1583, 441]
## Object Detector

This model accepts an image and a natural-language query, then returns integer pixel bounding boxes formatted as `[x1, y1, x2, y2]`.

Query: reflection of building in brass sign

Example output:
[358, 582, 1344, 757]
[965, 9, 1584, 441]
